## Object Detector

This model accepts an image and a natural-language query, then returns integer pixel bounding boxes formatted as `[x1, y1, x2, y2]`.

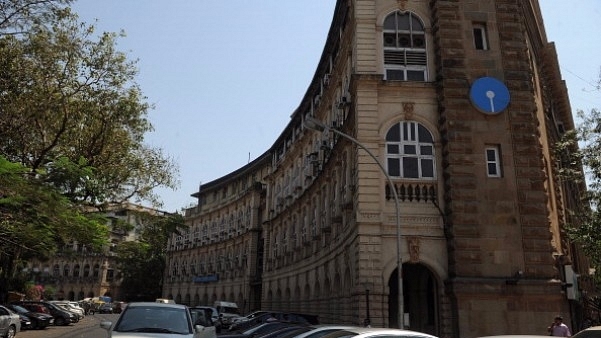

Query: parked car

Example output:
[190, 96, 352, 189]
[113, 301, 126, 314]
[189, 306, 222, 332]
[320, 328, 439, 338]
[228, 311, 319, 332]
[100, 302, 217, 338]
[12, 301, 77, 326]
[475, 336, 552, 338]
[258, 325, 314, 338]
[50, 301, 85, 319]
[50, 300, 85, 319]
[98, 303, 114, 314]
[5, 304, 53, 330]
[230, 311, 271, 324]
[14, 312, 30, 332]
[572, 326, 601, 338]
[220, 322, 309, 338]
[0, 305, 21, 338]
[214, 301, 242, 327]
[293, 325, 359, 338]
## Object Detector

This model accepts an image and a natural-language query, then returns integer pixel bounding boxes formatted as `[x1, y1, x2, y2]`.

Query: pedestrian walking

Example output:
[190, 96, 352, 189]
[548, 315, 571, 337]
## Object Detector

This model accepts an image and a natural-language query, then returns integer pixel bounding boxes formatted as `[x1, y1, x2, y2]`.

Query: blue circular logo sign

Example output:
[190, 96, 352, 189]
[469, 77, 510, 114]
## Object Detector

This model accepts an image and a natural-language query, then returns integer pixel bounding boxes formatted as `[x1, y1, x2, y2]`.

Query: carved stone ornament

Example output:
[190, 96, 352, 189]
[402, 102, 415, 120]
[408, 237, 420, 263]
[397, 0, 408, 10]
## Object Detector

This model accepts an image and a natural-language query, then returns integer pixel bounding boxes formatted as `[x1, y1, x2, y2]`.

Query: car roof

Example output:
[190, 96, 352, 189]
[582, 326, 601, 331]
[476, 336, 552, 338]
[294, 326, 360, 338]
[126, 301, 187, 309]
[322, 328, 438, 338]
[572, 326, 601, 338]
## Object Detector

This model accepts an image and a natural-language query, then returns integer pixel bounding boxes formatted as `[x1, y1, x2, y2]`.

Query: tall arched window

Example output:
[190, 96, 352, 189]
[386, 121, 435, 178]
[383, 11, 427, 81]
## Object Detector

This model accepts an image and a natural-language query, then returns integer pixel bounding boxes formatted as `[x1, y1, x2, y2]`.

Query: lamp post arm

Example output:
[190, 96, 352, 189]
[327, 127, 404, 328]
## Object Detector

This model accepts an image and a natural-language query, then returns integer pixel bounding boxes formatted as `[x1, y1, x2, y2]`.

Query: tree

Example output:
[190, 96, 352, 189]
[557, 111, 601, 265]
[0, 8, 179, 207]
[0, 156, 110, 301]
[0, 0, 72, 37]
[114, 212, 185, 301]
[0, 1, 180, 300]
[555, 69, 601, 270]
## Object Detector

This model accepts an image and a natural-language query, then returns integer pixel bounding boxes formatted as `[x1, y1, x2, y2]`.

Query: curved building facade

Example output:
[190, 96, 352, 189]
[163, 1, 593, 337]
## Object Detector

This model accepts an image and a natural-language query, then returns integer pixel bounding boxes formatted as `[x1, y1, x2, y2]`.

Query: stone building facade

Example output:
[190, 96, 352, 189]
[163, 1, 593, 337]
[23, 203, 165, 302]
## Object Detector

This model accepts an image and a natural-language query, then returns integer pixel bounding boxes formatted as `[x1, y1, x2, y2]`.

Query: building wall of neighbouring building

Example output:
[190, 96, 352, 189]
[163, 1, 593, 337]
[24, 202, 166, 302]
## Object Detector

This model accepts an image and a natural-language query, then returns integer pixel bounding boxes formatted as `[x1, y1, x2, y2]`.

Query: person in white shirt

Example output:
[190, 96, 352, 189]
[548, 315, 571, 337]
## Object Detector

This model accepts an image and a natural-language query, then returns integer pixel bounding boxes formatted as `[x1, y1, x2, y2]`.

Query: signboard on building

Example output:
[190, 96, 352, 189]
[193, 274, 219, 283]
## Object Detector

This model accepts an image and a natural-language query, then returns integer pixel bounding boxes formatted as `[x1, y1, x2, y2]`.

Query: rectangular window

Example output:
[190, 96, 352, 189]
[403, 157, 419, 178]
[388, 158, 400, 177]
[473, 23, 488, 50]
[485, 146, 501, 177]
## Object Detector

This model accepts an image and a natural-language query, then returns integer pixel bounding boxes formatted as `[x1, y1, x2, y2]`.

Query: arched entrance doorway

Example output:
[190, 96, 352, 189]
[388, 263, 438, 335]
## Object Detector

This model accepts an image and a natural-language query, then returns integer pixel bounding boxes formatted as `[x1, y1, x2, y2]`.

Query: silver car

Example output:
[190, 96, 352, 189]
[100, 302, 216, 338]
[0, 305, 20, 338]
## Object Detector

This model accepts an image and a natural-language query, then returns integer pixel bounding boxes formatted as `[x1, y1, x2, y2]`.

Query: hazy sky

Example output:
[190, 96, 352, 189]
[70, 1, 601, 212]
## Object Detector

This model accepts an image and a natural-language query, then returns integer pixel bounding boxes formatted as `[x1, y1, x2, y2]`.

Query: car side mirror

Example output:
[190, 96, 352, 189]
[100, 321, 112, 330]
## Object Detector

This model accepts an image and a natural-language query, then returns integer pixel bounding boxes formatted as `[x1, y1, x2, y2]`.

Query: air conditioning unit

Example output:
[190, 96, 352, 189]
[314, 94, 321, 106]
[337, 96, 349, 109]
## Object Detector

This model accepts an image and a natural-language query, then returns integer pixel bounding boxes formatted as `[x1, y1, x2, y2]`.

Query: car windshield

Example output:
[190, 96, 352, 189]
[114, 305, 192, 334]
[10, 305, 28, 314]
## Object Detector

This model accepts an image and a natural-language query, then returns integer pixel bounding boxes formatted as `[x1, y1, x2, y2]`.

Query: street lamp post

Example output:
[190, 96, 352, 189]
[304, 117, 404, 328]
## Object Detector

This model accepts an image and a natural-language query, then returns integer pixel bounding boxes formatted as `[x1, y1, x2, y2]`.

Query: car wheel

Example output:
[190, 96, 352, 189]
[54, 317, 65, 326]
[5, 325, 16, 338]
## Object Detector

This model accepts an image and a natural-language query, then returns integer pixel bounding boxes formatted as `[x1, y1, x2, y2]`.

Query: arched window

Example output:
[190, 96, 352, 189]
[63, 264, 70, 277]
[386, 121, 435, 178]
[93, 264, 100, 278]
[83, 264, 90, 277]
[73, 264, 80, 277]
[383, 11, 427, 81]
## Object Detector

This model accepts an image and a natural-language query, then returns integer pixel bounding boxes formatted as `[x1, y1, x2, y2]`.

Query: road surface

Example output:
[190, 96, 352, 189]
[17, 313, 118, 338]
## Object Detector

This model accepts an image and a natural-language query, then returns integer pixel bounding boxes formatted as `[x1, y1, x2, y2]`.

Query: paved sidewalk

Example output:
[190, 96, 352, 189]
[17, 314, 115, 338]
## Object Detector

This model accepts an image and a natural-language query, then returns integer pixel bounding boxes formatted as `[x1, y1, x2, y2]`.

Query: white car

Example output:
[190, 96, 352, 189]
[320, 327, 439, 338]
[572, 326, 601, 338]
[293, 326, 360, 338]
[100, 302, 216, 338]
[50, 301, 85, 319]
[0, 305, 21, 338]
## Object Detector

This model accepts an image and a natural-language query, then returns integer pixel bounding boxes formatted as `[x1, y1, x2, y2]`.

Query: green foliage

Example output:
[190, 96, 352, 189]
[0, 0, 180, 301]
[0, 155, 110, 300]
[556, 108, 601, 270]
[0, 5, 178, 207]
[0, 0, 73, 36]
[0, 156, 109, 257]
[114, 213, 186, 301]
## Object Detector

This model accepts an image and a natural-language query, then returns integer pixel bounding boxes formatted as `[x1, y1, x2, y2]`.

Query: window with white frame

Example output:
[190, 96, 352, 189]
[383, 11, 427, 81]
[485, 146, 501, 177]
[386, 121, 435, 178]
[473, 23, 489, 50]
